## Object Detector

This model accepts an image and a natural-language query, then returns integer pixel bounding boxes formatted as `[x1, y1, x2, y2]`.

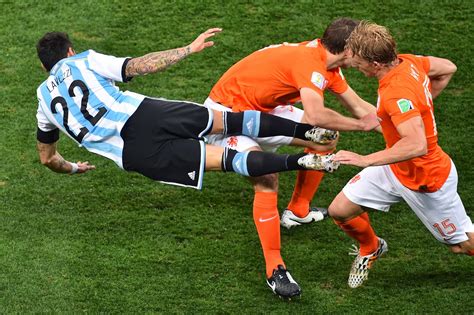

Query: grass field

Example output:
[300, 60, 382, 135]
[0, 0, 473, 313]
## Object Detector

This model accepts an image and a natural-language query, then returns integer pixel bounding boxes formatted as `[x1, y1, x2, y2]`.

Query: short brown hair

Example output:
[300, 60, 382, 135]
[321, 18, 360, 54]
[345, 21, 397, 64]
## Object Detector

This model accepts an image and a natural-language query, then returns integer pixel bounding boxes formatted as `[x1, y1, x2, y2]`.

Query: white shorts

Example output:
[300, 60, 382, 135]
[203, 97, 304, 152]
[342, 162, 474, 245]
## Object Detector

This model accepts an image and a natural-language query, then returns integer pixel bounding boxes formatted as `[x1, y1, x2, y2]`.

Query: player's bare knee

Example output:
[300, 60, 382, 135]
[250, 173, 279, 192]
[328, 200, 345, 221]
[329, 192, 362, 221]
[210, 110, 224, 134]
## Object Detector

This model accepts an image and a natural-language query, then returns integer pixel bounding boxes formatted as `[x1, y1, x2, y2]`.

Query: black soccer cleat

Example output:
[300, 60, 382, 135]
[266, 265, 301, 299]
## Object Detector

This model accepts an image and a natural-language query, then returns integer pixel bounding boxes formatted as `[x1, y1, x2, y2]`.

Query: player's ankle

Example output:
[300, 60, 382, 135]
[286, 204, 309, 218]
[266, 262, 285, 278]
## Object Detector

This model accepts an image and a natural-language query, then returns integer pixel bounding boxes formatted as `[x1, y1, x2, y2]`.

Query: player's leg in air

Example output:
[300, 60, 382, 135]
[204, 144, 337, 175]
[209, 108, 338, 147]
[122, 98, 338, 190]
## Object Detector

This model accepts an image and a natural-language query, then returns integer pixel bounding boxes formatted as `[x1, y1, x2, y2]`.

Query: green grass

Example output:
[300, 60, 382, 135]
[1, 0, 473, 313]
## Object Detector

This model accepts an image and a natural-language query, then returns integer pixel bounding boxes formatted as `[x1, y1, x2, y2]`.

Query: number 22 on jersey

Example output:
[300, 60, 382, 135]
[50, 79, 107, 143]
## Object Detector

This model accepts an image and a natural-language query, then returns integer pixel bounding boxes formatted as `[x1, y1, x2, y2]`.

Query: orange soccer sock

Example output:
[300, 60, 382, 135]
[253, 191, 284, 277]
[334, 214, 379, 256]
[286, 148, 333, 217]
[359, 211, 370, 223]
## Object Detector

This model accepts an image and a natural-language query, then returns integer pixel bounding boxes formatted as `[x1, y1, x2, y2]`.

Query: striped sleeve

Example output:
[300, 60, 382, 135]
[87, 50, 131, 82]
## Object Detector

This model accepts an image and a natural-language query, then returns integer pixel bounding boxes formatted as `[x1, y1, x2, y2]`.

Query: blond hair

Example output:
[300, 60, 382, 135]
[345, 21, 397, 64]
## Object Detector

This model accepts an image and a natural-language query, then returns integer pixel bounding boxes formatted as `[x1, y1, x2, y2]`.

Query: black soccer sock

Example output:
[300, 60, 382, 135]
[221, 148, 306, 177]
[223, 110, 313, 140]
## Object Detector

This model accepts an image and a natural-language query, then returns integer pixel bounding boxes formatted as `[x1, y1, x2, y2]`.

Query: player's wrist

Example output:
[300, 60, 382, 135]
[185, 44, 194, 55]
[69, 162, 79, 174]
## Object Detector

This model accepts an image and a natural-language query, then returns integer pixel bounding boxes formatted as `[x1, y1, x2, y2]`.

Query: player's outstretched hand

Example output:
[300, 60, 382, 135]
[333, 150, 369, 168]
[189, 28, 222, 53]
[360, 113, 380, 131]
[75, 161, 96, 174]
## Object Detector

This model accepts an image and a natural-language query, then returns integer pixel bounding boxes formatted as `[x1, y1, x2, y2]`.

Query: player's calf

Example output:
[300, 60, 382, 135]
[220, 148, 339, 177]
[221, 110, 338, 144]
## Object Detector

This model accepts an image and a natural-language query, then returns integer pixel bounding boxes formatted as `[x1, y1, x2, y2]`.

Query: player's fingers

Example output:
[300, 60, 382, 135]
[333, 154, 348, 161]
[333, 154, 353, 162]
[203, 32, 219, 40]
[205, 27, 222, 34]
[203, 41, 214, 48]
[338, 160, 355, 165]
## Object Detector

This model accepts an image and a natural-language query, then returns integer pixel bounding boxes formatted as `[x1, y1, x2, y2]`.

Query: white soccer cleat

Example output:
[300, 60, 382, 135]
[347, 237, 388, 288]
[280, 207, 328, 229]
[297, 153, 340, 173]
[305, 127, 338, 144]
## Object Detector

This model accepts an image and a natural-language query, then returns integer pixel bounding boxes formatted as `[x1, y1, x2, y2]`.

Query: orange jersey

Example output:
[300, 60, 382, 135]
[377, 54, 451, 192]
[209, 39, 348, 112]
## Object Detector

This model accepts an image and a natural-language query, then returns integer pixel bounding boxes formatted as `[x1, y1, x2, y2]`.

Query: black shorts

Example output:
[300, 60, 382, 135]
[121, 97, 214, 189]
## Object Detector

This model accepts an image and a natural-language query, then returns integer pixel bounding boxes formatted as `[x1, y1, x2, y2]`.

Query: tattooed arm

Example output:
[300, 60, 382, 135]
[37, 141, 95, 174]
[125, 27, 222, 77]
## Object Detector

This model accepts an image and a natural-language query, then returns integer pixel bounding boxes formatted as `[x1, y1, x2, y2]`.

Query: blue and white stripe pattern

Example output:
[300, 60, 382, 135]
[242, 110, 261, 137]
[231, 151, 250, 176]
[36, 50, 145, 168]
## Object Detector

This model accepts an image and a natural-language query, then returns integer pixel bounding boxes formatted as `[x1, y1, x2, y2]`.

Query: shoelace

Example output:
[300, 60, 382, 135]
[274, 269, 291, 285]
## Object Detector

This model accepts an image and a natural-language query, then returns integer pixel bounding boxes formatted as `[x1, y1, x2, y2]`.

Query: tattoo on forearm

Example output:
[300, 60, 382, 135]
[37, 141, 70, 174]
[126, 46, 192, 77]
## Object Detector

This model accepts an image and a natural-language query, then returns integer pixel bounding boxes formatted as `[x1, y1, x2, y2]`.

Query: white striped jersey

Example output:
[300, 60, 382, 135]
[36, 50, 145, 168]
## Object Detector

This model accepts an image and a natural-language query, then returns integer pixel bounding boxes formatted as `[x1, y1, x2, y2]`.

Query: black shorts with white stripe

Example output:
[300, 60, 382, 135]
[121, 97, 213, 189]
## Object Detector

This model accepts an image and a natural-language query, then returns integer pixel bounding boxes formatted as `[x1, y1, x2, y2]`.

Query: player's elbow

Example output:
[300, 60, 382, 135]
[413, 141, 428, 157]
[40, 157, 52, 167]
[303, 112, 323, 127]
[39, 154, 54, 168]
[446, 60, 457, 75]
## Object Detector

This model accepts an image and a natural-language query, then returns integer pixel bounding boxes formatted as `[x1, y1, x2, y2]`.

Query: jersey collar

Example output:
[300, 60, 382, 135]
[379, 55, 407, 87]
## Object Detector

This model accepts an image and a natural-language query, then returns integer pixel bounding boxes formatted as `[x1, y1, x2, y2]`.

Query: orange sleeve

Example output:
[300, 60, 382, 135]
[327, 68, 349, 95]
[384, 96, 421, 127]
[289, 59, 326, 97]
[418, 56, 430, 74]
